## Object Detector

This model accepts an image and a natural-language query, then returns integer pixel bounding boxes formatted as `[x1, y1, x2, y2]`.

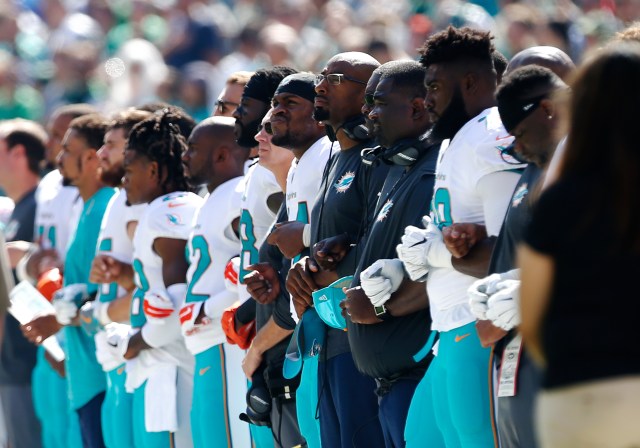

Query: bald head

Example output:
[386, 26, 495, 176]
[315, 52, 381, 132]
[328, 52, 381, 69]
[507, 46, 575, 81]
[185, 116, 247, 189]
[193, 116, 238, 144]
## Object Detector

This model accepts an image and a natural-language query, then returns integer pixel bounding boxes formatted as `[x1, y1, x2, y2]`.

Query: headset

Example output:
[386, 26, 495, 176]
[325, 115, 370, 143]
[239, 370, 272, 427]
[361, 136, 426, 167]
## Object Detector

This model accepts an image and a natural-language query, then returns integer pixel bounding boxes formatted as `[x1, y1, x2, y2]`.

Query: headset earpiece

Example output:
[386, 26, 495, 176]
[378, 138, 425, 166]
[326, 115, 371, 143]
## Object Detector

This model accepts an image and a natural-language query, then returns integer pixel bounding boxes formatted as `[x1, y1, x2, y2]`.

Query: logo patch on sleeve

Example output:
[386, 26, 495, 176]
[166, 213, 183, 226]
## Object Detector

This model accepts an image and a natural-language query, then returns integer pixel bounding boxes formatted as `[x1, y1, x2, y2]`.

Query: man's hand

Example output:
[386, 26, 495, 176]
[52, 284, 88, 325]
[468, 269, 520, 320]
[476, 320, 508, 348]
[341, 286, 382, 325]
[21, 315, 61, 344]
[89, 255, 135, 290]
[242, 344, 263, 379]
[266, 221, 306, 259]
[312, 234, 350, 271]
[442, 223, 487, 259]
[485, 280, 520, 331]
[286, 257, 317, 313]
[44, 350, 66, 378]
[360, 259, 404, 307]
[243, 263, 281, 305]
[26, 248, 62, 279]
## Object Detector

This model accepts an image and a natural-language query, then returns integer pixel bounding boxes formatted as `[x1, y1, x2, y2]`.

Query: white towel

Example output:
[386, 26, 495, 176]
[145, 363, 178, 433]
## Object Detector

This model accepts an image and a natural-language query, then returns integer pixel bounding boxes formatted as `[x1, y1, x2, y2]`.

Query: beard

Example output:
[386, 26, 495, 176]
[100, 164, 125, 187]
[431, 89, 471, 141]
[312, 106, 330, 122]
[235, 117, 262, 148]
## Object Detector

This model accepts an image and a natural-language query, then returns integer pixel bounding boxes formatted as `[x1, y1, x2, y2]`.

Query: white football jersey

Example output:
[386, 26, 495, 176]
[286, 136, 338, 226]
[34, 169, 82, 260]
[182, 178, 243, 354]
[239, 163, 281, 281]
[427, 107, 524, 332]
[286, 136, 338, 322]
[96, 189, 141, 304]
[129, 191, 202, 377]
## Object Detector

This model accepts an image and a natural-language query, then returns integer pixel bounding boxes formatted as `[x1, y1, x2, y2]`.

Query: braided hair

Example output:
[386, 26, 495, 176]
[127, 110, 190, 194]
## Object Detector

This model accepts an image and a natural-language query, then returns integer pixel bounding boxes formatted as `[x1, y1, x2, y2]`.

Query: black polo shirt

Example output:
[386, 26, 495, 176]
[347, 142, 439, 380]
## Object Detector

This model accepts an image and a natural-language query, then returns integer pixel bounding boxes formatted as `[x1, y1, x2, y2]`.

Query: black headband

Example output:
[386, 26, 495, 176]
[242, 77, 275, 105]
[498, 94, 547, 133]
[274, 73, 317, 103]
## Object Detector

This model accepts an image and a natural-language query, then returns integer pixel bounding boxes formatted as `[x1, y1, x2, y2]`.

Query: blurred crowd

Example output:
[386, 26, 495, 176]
[1, 0, 639, 125]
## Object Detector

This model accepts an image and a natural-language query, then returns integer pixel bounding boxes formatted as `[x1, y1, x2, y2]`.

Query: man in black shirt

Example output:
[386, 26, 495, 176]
[337, 61, 438, 447]
[286, 52, 387, 447]
[0, 119, 47, 448]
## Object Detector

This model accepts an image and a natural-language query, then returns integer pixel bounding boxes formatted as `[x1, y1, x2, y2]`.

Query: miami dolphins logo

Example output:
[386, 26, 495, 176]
[166, 213, 183, 226]
[512, 183, 528, 207]
[376, 200, 393, 222]
[163, 192, 186, 201]
[335, 171, 355, 193]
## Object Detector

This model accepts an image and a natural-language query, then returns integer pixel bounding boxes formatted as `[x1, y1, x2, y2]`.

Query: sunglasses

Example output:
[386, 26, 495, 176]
[215, 99, 240, 114]
[315, 73, 367, 86]
[258, 122, 273, 135]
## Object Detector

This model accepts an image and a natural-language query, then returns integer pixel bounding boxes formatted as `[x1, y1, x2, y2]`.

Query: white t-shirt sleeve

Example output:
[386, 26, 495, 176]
[476, 170, 522, 236]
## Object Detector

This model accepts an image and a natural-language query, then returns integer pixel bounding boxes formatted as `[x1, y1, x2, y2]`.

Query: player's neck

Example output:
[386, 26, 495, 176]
[78, 177, 106, 201]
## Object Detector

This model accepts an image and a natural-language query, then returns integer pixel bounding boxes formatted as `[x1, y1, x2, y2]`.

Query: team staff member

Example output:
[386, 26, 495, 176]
[340, 61, 440, 448]
[286, 52, 387, 447]
[468, 63, 571, 448]
[0, 118, 47, 448]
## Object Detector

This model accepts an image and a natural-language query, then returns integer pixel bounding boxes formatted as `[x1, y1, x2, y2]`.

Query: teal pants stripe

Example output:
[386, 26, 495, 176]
[417, 322, 497, 448]
[296, 356, 321, 448]
[102, 365, 134, 448]
[133, 381, 171, 448]
[192, 346, 233, 448]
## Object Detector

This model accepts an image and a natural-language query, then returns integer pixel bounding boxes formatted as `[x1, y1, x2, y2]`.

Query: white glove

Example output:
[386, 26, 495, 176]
[486, 280, 520, 331]
[142, 288, 175, 323]
[52, 284, 88, 325]
[467, 269, 520, 320]
[396, 225, 430, 281]
[360, 259, 405, 307]
[105, 324, 135, 361]
[397, 216, 452, 281]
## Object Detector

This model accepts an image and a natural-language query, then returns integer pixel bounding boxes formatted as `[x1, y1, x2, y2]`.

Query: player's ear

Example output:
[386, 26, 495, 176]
[148, 160, 159, 181]
[215, 146, 229, 163]
[410, 96, 426, 121]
